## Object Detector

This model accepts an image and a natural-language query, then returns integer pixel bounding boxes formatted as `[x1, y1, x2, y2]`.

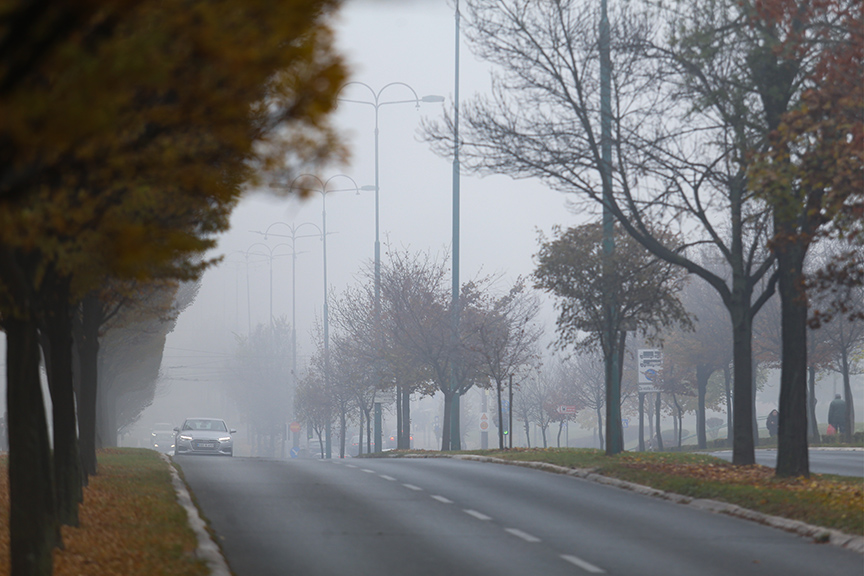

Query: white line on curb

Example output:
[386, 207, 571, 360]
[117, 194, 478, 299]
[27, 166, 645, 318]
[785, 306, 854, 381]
[161, 454, 231, 576]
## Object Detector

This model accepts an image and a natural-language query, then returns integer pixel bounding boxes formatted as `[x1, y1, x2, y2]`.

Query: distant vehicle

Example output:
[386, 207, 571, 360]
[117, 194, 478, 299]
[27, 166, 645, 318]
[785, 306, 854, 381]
[385, 430, 413, 450]
[174, 417, 236, 457]
[151, 423, 175, 453]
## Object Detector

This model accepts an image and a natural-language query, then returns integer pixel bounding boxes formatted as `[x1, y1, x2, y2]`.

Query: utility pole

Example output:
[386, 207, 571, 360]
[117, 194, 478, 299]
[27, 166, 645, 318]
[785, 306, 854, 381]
[600, 0, 623, 455]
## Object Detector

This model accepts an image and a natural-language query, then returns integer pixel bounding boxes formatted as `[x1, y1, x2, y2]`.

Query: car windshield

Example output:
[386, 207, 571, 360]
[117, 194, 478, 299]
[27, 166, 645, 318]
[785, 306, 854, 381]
[183, 419, 228, 432]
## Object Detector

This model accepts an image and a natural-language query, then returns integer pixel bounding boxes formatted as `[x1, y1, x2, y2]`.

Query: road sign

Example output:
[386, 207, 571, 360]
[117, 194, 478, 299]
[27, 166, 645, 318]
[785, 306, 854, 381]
[289, 421, 302, 434]
[289, 446, 300, 458]
[557, 405, 578, 415]
[479, 412, 490, 432]
[638, 349, 662, 393]
[622, 418, 629, 429]
[502, 399, 510, 412]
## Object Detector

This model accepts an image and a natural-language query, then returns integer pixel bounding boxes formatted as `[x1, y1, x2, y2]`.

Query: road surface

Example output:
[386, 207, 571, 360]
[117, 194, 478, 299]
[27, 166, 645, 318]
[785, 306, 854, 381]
[708, 448, 864, 477]
[175, 455, 862, 576]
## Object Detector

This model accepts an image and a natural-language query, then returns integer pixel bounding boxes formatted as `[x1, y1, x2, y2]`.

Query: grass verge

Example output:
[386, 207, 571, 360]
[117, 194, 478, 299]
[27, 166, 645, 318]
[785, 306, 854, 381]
[378, 447, 864, 536]
[0, 448, 208, 576]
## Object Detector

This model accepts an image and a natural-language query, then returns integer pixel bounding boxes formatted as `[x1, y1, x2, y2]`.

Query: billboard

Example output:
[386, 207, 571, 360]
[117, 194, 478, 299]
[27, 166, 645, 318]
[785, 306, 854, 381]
[638, 349, 663, 393]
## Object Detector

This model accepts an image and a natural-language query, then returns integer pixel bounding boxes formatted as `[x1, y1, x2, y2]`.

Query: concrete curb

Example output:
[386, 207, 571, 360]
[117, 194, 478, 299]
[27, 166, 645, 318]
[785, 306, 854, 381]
[160, 454, 232, 576]
[451, 454, 864, 554]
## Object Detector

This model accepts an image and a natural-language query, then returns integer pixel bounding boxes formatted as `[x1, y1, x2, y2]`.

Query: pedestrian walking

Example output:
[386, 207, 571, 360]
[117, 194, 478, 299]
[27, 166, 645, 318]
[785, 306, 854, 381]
[828, 394, 848, 435]
[766, 409, 779, 438]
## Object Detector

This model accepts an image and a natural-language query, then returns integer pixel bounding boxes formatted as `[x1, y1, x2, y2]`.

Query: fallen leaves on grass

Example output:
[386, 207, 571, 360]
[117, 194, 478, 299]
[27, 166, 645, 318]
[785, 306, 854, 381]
[0, 449, 208, 576]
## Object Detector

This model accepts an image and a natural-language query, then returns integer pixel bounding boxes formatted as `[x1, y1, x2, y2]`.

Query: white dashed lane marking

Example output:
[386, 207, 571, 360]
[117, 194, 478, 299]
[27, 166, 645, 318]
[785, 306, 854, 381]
[403, 484, 423, 491]
[361, 469, 375, 473]
[463, 509, 492, 521]
[431, 495, 453, 504]
[379, 475, 396, 481]
[505, 528, 541, 543]
[560, 554, 605, 573]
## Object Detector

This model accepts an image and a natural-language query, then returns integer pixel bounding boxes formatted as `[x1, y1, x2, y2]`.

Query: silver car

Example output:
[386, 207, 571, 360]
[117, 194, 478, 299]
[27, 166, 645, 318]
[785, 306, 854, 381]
[174, 418, 236, 457]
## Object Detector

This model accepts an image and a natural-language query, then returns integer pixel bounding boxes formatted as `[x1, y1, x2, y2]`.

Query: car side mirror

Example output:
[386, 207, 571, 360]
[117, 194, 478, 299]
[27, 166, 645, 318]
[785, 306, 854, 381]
[230, 429, 237, 434]
[173, 427, 179, 433]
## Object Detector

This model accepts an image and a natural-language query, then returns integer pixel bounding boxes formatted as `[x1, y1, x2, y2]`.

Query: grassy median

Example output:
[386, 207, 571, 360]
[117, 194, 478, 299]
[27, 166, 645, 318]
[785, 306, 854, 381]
[377, 447, 864, 537]
[0, 448, 208, 576]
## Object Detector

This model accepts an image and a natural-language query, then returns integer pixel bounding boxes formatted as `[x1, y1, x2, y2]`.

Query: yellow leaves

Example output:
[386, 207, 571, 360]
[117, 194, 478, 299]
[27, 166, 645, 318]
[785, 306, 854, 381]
[0, 450, 208, 576]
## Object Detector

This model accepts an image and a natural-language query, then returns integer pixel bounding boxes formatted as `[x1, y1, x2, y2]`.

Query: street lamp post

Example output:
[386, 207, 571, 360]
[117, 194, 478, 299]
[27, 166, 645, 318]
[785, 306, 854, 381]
[339, 81, 443, 450]
[253, 222, 320, 453]
[242, 242, 294, 330]
[269, 174, 365, 458]
[449, 0, 462, 452]
[600, 0, 622, 455]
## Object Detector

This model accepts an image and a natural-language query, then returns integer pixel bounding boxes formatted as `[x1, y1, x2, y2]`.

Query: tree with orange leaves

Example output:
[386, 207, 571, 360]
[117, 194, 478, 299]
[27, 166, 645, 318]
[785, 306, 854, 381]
[748, 0, 863, 476]
[0, 1, 348, 574]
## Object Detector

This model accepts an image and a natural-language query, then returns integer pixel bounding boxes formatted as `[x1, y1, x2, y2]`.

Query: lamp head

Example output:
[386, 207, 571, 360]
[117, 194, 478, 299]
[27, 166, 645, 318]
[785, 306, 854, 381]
[421, 95, 445, 103]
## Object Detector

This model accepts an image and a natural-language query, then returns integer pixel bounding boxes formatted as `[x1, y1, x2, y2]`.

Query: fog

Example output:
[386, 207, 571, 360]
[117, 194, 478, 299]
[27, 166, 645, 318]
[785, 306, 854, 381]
[126, 0, 582, 451]
[0, 1, 860, 454]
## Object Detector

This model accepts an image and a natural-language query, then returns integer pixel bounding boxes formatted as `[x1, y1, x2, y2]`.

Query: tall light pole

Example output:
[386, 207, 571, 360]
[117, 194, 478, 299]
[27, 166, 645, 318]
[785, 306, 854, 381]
[600, 0, 622, 455]
[242, 242, 294, 329]
[449, 0, 462, 452]
[338, 81, 443, 450]
[269, 173, 365, 458]
[253, 222, 320, 453]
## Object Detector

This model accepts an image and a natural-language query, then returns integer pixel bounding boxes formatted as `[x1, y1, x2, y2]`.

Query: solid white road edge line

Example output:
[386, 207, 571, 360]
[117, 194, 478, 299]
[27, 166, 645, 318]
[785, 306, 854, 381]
[162, 454, 231, 576]
[560, 554, 606, 573]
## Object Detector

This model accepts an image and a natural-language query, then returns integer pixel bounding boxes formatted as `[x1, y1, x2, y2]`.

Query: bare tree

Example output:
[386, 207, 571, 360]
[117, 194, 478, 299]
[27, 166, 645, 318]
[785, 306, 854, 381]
[379, 248, 489, 450]
[424, 0, 782, 467]
[472, 278, 543, 448]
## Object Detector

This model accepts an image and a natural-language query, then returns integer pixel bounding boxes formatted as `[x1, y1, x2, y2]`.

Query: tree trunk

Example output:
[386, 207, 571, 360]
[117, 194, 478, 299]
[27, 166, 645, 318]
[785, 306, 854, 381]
[596, 407, 604, 451]
[395, 385, 403, 449]
[401, 387, 411, 449]
[695, 364, 711, 449]
[450, 392, 462, 450]
[807, 363, 819, 443]
[723, 365, 733, 445]
[440, 390, 453, 451]
[730, 305, 756, 465]
[76, 292, 102, 477]
[497, 380, 504, 449]
[655, 393, 664, 451]
[339, 412, 347, 458]
[41, 275, 83, 527]
[775, 244, 810, 477]
[7, 317, 57, 576]
[841, 348, 855, 443]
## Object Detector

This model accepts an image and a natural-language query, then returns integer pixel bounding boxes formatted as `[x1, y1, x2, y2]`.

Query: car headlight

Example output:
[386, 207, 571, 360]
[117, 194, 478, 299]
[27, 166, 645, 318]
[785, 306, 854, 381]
[218, 437, 232, 442]
[151, 432, 157, 436]
[179, 434, 193, 441]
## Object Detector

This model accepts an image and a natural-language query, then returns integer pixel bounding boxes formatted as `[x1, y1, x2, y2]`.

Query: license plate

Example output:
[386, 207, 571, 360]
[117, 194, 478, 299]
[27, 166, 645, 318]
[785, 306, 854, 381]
[197, 443, 216, 449]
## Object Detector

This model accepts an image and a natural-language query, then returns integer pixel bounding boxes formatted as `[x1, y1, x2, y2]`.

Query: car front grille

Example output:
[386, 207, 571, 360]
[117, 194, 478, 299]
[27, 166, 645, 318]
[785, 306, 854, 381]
[192, 440, 220, 451]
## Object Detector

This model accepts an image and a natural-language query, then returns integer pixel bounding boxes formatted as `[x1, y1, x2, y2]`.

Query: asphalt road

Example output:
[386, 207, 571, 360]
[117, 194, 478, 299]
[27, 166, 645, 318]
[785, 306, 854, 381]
[708, 448, 864, 477]
[175, 455, 862, 576]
